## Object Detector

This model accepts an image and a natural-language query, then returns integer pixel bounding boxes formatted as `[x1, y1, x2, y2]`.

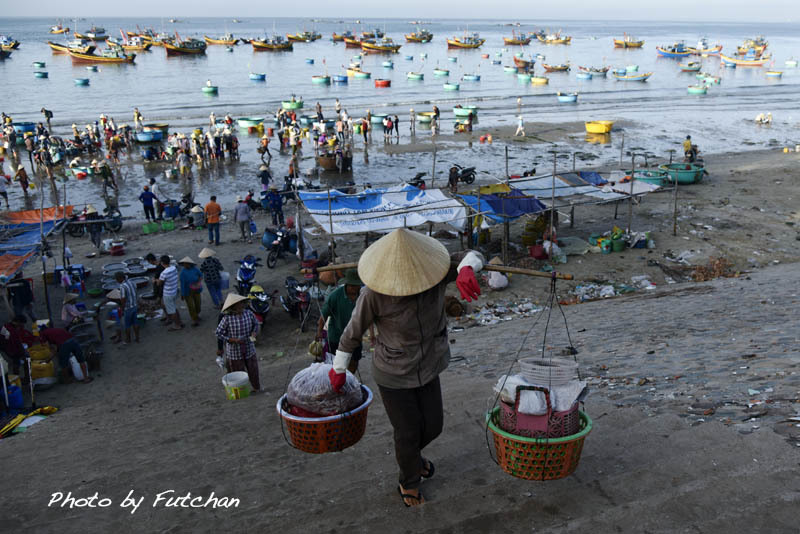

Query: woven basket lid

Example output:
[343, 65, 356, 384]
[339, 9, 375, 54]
[358, 229, 449, 296]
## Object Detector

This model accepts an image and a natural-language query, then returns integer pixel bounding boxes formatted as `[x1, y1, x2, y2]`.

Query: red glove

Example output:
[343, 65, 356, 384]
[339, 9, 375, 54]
[456, 266, 481, 302]
[328, 368, 346, 393]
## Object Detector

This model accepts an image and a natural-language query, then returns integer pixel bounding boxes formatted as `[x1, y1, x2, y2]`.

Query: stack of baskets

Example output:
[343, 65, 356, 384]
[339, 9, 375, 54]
[488, 357, 591, 480]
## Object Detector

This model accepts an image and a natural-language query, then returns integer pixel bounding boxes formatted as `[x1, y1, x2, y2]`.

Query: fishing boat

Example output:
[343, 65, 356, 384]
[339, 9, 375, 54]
[311, 75, 331, 84]
[611, 71, 652, 81]
[237, 117, 263, 128]
[406, 71, 424, 80]
[32, 61, 46, 68]
[136, 130, 163, 143]
[142, 123, 169, 134]
[74, 27, 108, 41]
[785, 58, 798, 68]
[543, 63, 570, 72]
[614, 34, 644, 48]
[491, 59, 502, 65]
[362, 30, 384, 39]
[382, 60, 394, 68]
[74, 78, 90, 86]
[86, 65, 98, 71]
[689, 38, 722, 56]
[656, 42, 691, 58]
[110, 33, 152, 52]
[720, 53, 769, 67]
[659, 163, 703, 184]
[433, 67, 450, 76]
[202, 85, 218, 94]
[405, 29, 433, 43]
[680, 61, 702, 72]
[585, 120, 614, 134]
[50, 22, 70, 34]
[447, 33, 485, 49]
[0, 36, 21, 51]
[305, 58, 315, 64]
[287, 31, 321, 43]
[369, 113, 387, 124]
[579, 66, 609, 76]
[687, 84, 708, 95]
[513, 55, 533, 69]
[736, 37, 767, 57]
[530, 75, 549, 85]
[453, 105, 478, 117]
[330, 74, 347, 84]
[374, 79, 391, 87]
[204, 34, 238, 45]
[448, 56, 458, 62]
[344, 37, 362, 48]
[361, 38, 402, 54]
[417, 111, 435, 123]
[34, 71, 48, 78]
[249, 72, 266, 81]
[164, 34, 207, 56]
[443, 82, 460, 91]
[517, 72, 531, 82]
[504, 65, 518, 74]
[576, 71, 592, 80]
[536, 32, 571, 45]
[462, 73, 481, 81]
[251, 36, 293, 51]
[503, 31, 531, 46]
[765, 70, 783, 78]
[332, 30, 354, 42]
[557, 92, 578, 103]
[50, 38, 95, 54]
[346, 66, 371, 78]
[68, 47, 136, 64]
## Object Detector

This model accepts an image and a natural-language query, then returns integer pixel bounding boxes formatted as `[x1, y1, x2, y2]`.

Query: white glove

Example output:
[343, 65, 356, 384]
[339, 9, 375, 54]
[457, 251, 485, 274]
[332, 349, 352, 374]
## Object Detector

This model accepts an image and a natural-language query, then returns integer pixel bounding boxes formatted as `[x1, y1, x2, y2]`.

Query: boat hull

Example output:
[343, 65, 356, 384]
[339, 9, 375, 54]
[656, 46, 691, 58]
[281, 101, 304, 110]
[204, 36, 238, 45]
[68, 50, 135, 63]
[614, 39, 644, 48]
[446, 38, 485, 49]
[164, 42, 207, 56]
[720, 53, 768, 66]
[251, 40, 292, 51]
[611, 72, 652, 81]
[659, 163, 704, 184]
[585, 121, 614, 134]
[74, 32, 107, 42]
[361, 42, 401, 53]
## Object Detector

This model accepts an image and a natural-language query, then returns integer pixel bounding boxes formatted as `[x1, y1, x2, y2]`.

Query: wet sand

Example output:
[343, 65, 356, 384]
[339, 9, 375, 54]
[2, 146, 800, 532]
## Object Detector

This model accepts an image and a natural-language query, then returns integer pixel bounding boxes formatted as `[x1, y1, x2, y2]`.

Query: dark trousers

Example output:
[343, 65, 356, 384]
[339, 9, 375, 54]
[227, 356, 260, 391]
[143, 205, 155, 221]
[378, 376, 443, 490]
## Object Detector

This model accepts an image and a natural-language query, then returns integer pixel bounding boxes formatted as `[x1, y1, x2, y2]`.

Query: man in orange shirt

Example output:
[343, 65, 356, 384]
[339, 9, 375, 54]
[204, 195, 222, 246]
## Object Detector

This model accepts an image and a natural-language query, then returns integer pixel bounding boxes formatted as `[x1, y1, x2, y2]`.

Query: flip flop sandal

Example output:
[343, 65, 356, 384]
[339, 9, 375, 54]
[421, 459, 435, 480]
[396, 485, 424, 508]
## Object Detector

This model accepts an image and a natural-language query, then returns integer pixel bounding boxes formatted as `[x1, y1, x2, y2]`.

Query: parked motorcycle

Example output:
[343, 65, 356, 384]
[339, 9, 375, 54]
[66, 203, 123, 237]
[178, 192, 200, 217]
[265, 226, 294, 269]
[280, 276, 316, 332]
[448, 163, 476, 185]
[247, 284, 276, 337]
[408, 172, 427, 189]
[234, 255, 262, 295]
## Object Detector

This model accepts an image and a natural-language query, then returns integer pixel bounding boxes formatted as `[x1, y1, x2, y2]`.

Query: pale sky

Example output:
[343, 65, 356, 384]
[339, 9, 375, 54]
[2, 0, 798, 22]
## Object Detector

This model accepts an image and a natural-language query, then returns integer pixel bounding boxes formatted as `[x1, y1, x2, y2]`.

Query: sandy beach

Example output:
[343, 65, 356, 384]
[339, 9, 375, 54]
[2, 142, 800, 532]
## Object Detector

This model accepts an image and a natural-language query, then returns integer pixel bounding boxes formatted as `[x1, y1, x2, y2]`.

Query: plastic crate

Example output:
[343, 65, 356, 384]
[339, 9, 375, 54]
[161, 220, 175, 232]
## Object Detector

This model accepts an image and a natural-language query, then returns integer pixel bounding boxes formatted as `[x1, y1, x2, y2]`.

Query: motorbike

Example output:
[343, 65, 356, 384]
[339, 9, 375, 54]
[178, 192, 200, 217]
[234, 255, 262, 295]
[280, 276, 316, 332]
[265, 226, 293, 269]
[448, 163, 476, 185]
[247, 284, 276, 337]
[67, 203, 123, 237]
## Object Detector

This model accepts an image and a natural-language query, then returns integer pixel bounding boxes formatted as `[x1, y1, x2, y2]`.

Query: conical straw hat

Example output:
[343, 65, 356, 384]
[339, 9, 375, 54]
[198, 247, 216, 259]
[357, 228, 449, 297]
[222, 292, 248, 312]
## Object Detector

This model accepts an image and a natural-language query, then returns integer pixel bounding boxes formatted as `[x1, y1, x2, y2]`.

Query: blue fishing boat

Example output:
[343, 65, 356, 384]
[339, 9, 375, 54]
[382, 60, 394, 68]
[491, 59, 501, 65]
[34, 71, 49, 78]
[305, 58, 314, 64]
[32, 61, 46, 68]
[249, 72, 266, 81]
[557, 92, 578, 103]
[12, 122, 36, 134]
[447, 56, 457, 62]
[332, 74, 348, 83]
[404, 55, 413, 60]
[656, 42, 691, 58]
[576, 71, 592, 80]
[74, 78, 90, 86]
[443, 82, 460, 91]
[86, 65, 98, 71]
[462, 73, 480, 81]
[136, 130, 163, 142]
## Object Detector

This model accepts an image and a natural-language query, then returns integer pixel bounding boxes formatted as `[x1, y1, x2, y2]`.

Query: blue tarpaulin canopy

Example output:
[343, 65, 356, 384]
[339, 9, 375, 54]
[0, 208, 71, 283]
[457, 189, 547, 225]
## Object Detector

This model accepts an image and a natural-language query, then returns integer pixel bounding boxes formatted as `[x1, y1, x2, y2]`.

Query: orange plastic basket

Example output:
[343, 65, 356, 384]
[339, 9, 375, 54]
[277, 385, 373, 454]
[487, 407, 592, 480]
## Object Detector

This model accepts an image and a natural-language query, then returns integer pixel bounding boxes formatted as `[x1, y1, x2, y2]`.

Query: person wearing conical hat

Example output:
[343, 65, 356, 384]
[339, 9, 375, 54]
[199, 248, 224, 308]
[215, 292, 261, 392]
[330, 229, 485, 507]
[61, 293, 85, 326]
[178, 257, 203, 327]
[85, 204, 103, 249]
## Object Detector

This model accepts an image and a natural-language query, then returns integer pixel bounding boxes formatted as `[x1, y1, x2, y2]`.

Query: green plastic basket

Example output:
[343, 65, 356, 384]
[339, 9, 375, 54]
[161, 220, 175, 232]
[487, 408, 592, 480]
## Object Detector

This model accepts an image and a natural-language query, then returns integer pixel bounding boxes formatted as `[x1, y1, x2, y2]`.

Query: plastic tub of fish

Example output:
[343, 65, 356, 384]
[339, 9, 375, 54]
[518, 357, 579, 386]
